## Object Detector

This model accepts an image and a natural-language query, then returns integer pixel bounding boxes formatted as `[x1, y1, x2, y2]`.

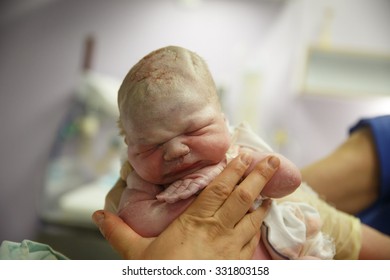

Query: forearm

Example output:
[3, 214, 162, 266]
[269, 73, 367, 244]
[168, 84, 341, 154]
[301, 127, 379, 214]
[359, 224, 390, 259]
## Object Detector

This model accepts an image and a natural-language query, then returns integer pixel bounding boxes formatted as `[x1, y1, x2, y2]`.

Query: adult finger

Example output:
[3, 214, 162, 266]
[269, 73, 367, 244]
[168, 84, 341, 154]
[236, 199, 271, 256]
[185, 153, 253, 218]
[216, 156, 279, 228]
[92, 210, 151, 259]
[240, 230, 261, 259]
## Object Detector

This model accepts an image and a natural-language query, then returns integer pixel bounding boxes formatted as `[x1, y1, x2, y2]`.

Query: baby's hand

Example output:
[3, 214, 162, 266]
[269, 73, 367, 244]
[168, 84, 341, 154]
[156, 178, 207, 203]
[156, 161, 226, 203]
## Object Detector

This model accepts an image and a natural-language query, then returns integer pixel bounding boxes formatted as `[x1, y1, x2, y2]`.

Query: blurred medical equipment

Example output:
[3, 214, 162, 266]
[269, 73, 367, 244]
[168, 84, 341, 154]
[40, 70, 123, 228]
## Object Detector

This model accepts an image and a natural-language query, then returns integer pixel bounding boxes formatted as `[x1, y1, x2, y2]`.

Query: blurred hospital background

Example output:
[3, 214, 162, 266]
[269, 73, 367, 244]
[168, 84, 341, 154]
[0, 0, 389, 259]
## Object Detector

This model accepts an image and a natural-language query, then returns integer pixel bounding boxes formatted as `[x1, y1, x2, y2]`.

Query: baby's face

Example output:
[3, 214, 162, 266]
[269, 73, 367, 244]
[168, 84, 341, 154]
[124, 95, 231, 185]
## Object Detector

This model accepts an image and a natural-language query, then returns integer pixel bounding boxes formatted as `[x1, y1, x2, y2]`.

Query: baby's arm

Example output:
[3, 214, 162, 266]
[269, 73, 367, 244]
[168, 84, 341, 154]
[156, 160, 226, 203]
[118, 170, 195, 237]
[157, 145, 301, 204]
[241, 147, 302, 199]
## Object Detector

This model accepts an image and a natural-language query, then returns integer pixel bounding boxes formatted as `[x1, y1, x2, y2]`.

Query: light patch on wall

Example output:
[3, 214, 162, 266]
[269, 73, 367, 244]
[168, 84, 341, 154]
[366, 98, 390, 115]
[176, 0, 203, 9]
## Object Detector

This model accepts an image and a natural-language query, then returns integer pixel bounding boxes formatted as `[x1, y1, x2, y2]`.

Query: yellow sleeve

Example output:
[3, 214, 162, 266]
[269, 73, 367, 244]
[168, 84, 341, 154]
[104, 161, 133, 213]
[120, 161, 133, 181]
[277, 183, 362, 259]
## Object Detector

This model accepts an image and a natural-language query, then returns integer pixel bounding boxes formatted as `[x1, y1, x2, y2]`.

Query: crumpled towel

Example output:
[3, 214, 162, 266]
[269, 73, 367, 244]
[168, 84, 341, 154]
[262, 200, 335, 260]
[0, 240, 68, 260]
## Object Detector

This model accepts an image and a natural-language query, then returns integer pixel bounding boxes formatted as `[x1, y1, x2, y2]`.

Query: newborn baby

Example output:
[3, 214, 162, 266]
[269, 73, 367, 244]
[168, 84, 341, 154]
[115, 46, 334, 259]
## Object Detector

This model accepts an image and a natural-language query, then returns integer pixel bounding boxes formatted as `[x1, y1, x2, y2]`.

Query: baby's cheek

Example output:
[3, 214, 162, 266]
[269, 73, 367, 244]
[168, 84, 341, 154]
[212, 136, 231, 160]
[128, 151, 166, 183]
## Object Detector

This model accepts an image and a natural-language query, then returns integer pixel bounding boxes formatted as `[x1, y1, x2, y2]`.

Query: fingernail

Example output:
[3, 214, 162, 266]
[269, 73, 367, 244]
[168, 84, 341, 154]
[267, 156, 280, 169]
[240, 152, 252, 165]
[92, 210, 105, 226]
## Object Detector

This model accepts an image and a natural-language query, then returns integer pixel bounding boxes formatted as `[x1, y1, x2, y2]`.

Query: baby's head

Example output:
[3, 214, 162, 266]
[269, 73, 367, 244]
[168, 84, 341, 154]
[118, 46, 220, 136]
[118, 46, 231, 184]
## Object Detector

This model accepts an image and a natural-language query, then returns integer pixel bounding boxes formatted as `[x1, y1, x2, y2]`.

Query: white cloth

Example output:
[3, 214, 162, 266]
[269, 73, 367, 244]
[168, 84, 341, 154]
[262, 199, 335, 259]
[231, 122, 335, 259]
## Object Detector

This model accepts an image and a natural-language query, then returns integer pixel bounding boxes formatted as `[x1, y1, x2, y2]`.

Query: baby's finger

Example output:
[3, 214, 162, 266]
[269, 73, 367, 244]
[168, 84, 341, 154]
[185, 153, 253, 218]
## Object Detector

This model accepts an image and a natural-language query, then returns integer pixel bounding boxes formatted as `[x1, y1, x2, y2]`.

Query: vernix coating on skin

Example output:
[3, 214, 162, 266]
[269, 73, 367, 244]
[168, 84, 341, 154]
[116, 46, 335, 260]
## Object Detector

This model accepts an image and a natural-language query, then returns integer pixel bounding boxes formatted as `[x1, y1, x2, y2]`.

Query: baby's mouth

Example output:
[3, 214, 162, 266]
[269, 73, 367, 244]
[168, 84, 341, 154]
[165, 162, 203, 178]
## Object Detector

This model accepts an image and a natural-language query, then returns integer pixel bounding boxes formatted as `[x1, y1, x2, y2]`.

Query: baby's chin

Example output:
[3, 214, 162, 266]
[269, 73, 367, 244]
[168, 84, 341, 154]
[136, 165, 203, 185]
[161, 161, 211, 183]
[150, 171, 195, 186]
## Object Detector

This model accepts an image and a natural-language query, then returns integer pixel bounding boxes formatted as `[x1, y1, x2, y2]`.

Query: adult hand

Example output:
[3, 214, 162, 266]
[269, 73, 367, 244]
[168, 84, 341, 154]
[92, 153, 279, 259]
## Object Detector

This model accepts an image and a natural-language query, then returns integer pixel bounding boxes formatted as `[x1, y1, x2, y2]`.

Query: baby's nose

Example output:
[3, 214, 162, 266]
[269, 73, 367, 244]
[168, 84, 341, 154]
[163, 140, 190, 162]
